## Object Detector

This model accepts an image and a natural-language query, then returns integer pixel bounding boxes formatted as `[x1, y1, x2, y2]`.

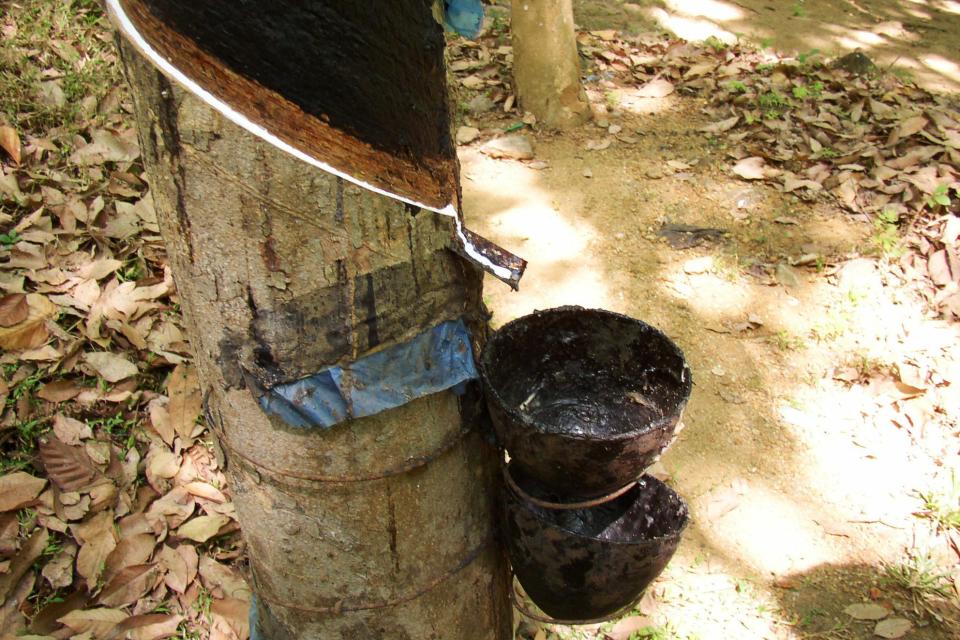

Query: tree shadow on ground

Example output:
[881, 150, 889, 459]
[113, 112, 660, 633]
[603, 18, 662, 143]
[567, 0, 960, 92]
[771, 560, 957, 639]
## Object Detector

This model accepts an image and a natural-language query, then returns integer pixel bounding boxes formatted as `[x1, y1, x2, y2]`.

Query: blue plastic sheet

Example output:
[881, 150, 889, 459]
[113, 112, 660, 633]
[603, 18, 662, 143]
[258, 319, 478, 429]
[443, 0, 484, 38]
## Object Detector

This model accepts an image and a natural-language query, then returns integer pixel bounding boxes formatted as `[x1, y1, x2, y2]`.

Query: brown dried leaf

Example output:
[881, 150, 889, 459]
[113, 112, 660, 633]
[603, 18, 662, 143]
[0, 293, 55, 351]
[98, 563, 160, 608]
[0, 513, 18, 555]
[52, 414, 93, 446]
[176, 514, 229, 543]
[84, 351, 138, 383]
[733, 156, 774, 180]
[58, 607, 128, 637]
[0, 125, 20, 164]
[42, 540, 78, 589]
[210, 598, 250, 640]
[636, 78, 674, 98]
[199, 556, 251, 601]
[167, 365, 202, 442]
[68, 128, 140, 165]
[145, 487, 196, 532]
[103, 533, 156, 584]
[74, 511, 119, 591]
[0, 471, 47, 512]
[0, 293, 28, 327]
[184, 481, 227, 504]
[145, 399, 174, 447]
[700, 115, 739, 133]
[889, 115, 928, 146]
[844, 602, 890, 620]
[107, 613, 184, 640]
[928, 249, 956, 286]
[158, 544, 197, 594]
[39, 437, 100, 491]
[0, 527, 46, 602]
[0, 570, 32, 635]
[145, 447, 180, 493]
[874, 618, 912, 638]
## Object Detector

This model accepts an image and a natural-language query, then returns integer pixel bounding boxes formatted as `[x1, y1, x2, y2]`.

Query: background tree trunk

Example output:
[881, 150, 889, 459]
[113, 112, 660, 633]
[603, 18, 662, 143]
[118, 37, 512, 640]
[512, 0, 591, 127]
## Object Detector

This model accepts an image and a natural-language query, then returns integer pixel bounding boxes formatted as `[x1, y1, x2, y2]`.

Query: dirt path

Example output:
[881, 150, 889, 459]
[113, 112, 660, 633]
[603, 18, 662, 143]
[458, 2, 960, 638]
[575, 0, 960, 93]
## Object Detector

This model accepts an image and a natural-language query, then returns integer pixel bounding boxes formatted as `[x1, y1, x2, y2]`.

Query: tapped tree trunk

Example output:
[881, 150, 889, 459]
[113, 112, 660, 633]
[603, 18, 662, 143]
[511, 0, 590, 128]
[118, 34, 512, 640]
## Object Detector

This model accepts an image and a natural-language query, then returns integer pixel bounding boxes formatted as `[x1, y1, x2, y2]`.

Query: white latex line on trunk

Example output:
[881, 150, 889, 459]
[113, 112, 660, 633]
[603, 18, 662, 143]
[106, 0, 512, 280]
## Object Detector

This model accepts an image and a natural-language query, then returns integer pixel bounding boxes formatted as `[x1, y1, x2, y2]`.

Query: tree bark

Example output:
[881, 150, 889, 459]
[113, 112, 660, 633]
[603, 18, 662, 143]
[511, 0, 590, 128]
[118, 36, 512, 640]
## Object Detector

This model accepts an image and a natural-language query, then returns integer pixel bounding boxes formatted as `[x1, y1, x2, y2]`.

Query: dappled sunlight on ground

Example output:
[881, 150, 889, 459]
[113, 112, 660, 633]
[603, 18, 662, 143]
[460, 149, 616, 320]
[462, 91, 957, 636]
[646, 7, 738, 45]
[581, 0, 960, 92]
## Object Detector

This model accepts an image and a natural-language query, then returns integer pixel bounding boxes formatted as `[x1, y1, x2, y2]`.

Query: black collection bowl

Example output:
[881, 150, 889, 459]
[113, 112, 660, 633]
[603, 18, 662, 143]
[480, 306, 692, 498]
[501, 465, 689, 621]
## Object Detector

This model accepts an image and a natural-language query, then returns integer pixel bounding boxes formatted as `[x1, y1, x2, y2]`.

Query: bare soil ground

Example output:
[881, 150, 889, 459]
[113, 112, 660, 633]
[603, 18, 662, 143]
[457, 1, 960, 638]
[0, 2, 958, 640]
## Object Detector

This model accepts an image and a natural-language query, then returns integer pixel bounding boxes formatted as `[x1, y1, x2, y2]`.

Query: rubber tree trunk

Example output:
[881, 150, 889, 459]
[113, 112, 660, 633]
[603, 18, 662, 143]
[118, 39, 512, 640]
[511, 0, 590, 127]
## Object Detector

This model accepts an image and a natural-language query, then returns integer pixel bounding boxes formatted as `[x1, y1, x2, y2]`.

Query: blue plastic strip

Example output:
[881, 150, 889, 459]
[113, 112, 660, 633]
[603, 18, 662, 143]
[444, 0, 484, 38]
[249, 595, 262, 640]
[258, 319, 478, 429]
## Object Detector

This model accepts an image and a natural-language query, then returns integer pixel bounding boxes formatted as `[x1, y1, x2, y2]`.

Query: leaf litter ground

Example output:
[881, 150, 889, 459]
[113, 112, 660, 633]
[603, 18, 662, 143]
[0, 1, 958, 639]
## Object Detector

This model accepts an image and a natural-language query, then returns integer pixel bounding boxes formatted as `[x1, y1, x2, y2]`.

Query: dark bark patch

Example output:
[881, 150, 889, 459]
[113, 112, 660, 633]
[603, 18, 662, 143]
[260, 236, 282, 272]
[250, 250, 468, 381]
[117, 0, 460, 210]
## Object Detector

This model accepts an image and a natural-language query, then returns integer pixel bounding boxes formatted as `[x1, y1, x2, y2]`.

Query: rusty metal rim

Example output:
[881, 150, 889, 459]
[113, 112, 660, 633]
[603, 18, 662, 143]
[250, 534, 492, 615]
[501, 463, 638, 510]
[208, 417, 473, 483]
[503, 464, 692, 546]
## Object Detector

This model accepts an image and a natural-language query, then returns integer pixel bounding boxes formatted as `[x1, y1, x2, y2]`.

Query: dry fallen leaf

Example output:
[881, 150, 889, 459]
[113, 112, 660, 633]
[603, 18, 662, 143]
[148, 397, 175, 445]
[73, 510, 119, 591]
[210, 598, 250, 640]
[700, 115, 739, 134]
[98, 563, 161, 608]
[52, 414, 94, 446]
[158, 544, 197, 594]
[0, 293, 28, 327]
[0, 293, 56, 351]
[874, 618, 912, 638]
[843, 602, 889, 620]
[177, 514, 230, 543]
[39, 436, 100, 491]
[58, 607, 129, 637]
[37, 380, 83, 403]
[0, 527, 47, 602]
[84, 351, 139, 383]
[199, 556, 251, 601]
[636, 78, 674, 98]
[0, 125, 21, 164]
[103, 533, 157, 584]
[42, 540, 78, 589]
[732, 157, 775, 180]
[167, 365, 203, 442]
[107, 613, 184, 640]
[0, 471, 47, 512]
